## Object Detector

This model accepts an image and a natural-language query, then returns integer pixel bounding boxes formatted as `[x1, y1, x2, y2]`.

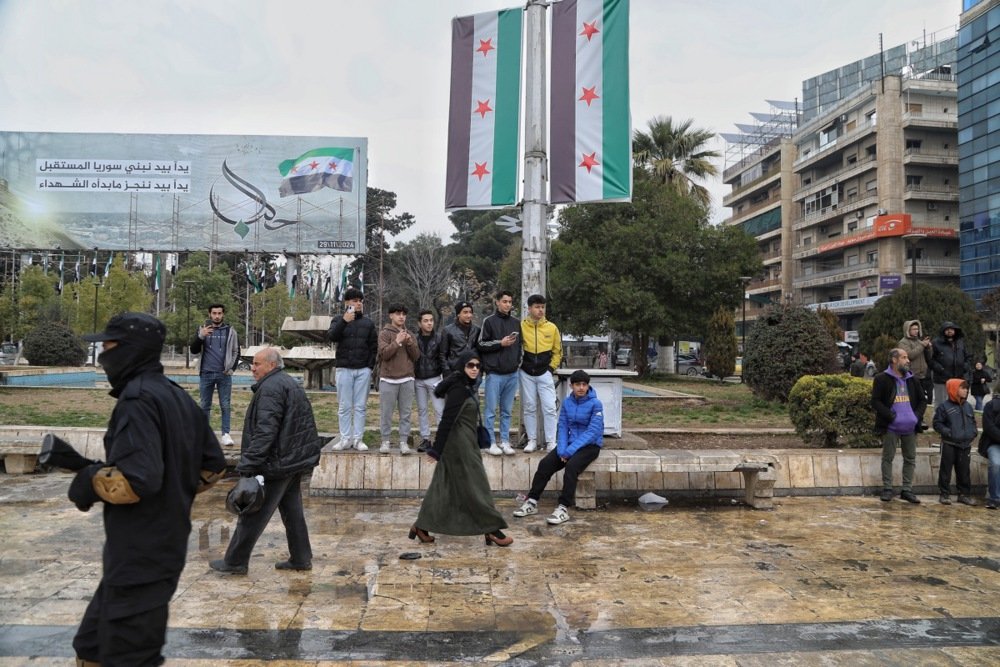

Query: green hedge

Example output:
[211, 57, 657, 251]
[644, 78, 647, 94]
[787, 374, 879, 448]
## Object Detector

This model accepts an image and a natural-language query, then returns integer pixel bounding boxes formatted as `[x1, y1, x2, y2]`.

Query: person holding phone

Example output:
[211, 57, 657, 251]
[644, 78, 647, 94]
[477, 290, 521, 455]
[328, 288, 378, 451]
[190, 303, 240, 446]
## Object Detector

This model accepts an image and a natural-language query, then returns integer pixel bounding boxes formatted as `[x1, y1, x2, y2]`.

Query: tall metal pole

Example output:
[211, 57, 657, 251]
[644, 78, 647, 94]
[91, 282, 99, 367]
[739, 276, 752, 381]
[184, 280, 194, 369]
[521, 0, 548, 307]
[902, 233, 926, 322]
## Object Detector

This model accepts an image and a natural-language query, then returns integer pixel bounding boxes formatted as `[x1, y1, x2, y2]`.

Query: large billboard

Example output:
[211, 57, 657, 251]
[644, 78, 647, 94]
[0, 131, 367, 254]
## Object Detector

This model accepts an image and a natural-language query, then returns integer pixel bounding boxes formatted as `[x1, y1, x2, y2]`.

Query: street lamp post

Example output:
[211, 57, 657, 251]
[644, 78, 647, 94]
[902, 233, 927, 321]
[91, 282, 100, 367]
[739, 276, 752, 380]
[183, 280, 195, 369]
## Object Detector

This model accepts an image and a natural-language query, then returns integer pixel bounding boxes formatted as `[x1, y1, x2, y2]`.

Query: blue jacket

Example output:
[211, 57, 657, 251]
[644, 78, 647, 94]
[557, 386, 604, 458]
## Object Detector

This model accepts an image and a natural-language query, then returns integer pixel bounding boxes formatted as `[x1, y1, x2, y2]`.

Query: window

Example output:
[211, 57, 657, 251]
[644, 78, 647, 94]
[866, 179, 877, 191]
[906, 175, 923, 187]
[847, 288, 859, 299]
[866, 250, 878, 263]
[848, 221, 858, 232]
[846, 186, 858, 198]
[907, 103, 923, 115]
[905, 139, 922, 150]
[846, 154, 858, 165]
[847, 252, 859, 265]
[867, 285, 879, 297]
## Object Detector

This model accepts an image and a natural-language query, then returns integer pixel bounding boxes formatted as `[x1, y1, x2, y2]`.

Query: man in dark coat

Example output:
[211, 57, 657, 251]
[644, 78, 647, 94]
[328, 287, 377, 451]
[211, 347, 322, 574]
[931, 320, 972, 406]
[871, 348, 927, 504]
[72, 312, 226, 666]
[442, 300, 481, 371]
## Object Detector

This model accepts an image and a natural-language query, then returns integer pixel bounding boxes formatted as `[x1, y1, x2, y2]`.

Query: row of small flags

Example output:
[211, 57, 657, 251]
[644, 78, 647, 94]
[20, 251, 116, 295]
[245, 260, 362, 303]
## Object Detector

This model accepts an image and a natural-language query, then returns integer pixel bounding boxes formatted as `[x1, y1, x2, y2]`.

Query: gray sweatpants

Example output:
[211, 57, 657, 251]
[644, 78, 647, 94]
[379, 378, 415, 442]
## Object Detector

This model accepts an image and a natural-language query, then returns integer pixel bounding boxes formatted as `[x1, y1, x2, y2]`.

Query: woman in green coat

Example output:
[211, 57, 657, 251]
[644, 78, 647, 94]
[409, 348, 512, 546]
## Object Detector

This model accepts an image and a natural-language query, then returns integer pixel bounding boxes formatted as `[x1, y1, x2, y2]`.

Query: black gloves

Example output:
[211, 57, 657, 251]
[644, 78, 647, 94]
[68, 463, 103, 512]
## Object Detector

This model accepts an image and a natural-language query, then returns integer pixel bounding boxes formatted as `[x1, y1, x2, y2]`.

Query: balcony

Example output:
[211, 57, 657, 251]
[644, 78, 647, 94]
[792, 154, 877, 202]
[794, 261, 878, 289]
[903, 183, 959, 201]
[903, 146, 958, 166]
[722, 169, 781, 207]
[793, 120, 876, 169]
[902, 111, 957, 130]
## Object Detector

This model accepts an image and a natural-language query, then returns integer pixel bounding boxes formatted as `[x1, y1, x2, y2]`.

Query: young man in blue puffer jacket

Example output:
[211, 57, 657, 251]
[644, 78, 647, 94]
[512, 369, 603, 525]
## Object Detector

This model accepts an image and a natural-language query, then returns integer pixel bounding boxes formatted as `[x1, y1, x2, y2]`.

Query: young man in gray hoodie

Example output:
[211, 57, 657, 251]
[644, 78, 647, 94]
[897, 319, 933, 408]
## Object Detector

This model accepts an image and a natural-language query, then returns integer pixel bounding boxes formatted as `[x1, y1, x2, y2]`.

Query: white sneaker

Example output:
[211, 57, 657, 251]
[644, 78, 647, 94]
[379, 441, 391, 453]
[332, 438, 350, 451]
[399, 442, 412, 455]
[354, 440, 368, 452]
[545, 442, 556, 453]
[524, 441, 538, 453]
[547, 505, 570, 525]
[513, 499, 538, 517]
[220, 433, 235, 446]
[500, 442, 516, 455]
[487, 443, 503, 456]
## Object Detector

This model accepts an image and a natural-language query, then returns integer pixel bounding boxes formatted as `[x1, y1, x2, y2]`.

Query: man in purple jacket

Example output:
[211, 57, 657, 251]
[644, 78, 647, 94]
[871, 348, 927, 504]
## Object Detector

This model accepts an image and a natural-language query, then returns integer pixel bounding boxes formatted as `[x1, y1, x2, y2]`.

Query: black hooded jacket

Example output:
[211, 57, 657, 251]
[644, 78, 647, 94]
[930, 321, 973, 384]
[237, 368, 322, 479]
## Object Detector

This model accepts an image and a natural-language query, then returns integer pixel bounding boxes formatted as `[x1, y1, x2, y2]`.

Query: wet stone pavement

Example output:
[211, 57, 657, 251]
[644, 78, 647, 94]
[0, 474, 999, 666]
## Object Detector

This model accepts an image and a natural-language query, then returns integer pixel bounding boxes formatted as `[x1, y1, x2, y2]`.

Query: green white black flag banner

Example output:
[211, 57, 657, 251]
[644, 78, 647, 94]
[445, 8, 523, 211]
[550, 0, 631, 204]
[278, 147, 355, 198]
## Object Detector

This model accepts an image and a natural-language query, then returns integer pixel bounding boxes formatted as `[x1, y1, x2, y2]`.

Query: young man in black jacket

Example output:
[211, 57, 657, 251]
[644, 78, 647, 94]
[328, 288, 377, 451]
[871, 348, 927, 503]
[442, 300, 481, 371]
[414, 309, 446, 452]
[211, 347, 322, 574]
[477, 290, 521, 455]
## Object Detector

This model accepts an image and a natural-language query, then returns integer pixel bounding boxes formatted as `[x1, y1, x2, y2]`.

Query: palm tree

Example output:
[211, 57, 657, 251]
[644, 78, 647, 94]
[633, 116, 720, 208]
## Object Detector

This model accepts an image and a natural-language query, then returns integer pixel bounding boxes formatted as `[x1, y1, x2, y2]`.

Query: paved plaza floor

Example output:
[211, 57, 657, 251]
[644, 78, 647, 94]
[0, 473, 998, 666]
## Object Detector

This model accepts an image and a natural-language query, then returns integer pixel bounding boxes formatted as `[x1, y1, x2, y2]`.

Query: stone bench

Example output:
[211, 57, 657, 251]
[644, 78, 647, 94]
[0, 438, 41, 474]
[575, 450, 781, 510]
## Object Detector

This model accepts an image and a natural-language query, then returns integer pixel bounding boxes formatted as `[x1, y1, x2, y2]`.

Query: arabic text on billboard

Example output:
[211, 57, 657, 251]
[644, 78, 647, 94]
[1, 131, 367, 254]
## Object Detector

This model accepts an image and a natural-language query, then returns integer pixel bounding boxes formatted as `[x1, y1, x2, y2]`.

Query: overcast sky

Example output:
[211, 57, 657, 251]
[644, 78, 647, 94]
[0, 0, 959, 246]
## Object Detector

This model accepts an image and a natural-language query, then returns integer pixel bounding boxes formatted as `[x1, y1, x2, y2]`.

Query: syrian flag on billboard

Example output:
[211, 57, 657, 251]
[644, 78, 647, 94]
[550, 0, 631, 204]
[277, 148, 355, 197]
[445, 7, 523, 211]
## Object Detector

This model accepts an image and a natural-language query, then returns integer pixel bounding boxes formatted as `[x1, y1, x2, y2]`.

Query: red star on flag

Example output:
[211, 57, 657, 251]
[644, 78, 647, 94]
[308, 160, 320, 171]
[579, 86, 600, 106]
[474, 99, 493, 119]
[471, 162, 491, 181]
[579, 152, 600, 173]
[476, 38, 495, 57]
[327, 160, 338, 171]
[580, 21, 600, 41]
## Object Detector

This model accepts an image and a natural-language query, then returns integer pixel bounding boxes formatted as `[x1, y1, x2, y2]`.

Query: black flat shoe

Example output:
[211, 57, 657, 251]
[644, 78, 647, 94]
[485, 530, 513, 547]
[275, 560, 312, 571]
[209, 559, 247, 575]
[408, 525, 435, 543]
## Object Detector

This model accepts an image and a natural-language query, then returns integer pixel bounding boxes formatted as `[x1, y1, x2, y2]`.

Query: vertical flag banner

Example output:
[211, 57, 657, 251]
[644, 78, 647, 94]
[550, 0, 631, 204]
[153, 255, 161, 292]
[446, 7, 523, 211]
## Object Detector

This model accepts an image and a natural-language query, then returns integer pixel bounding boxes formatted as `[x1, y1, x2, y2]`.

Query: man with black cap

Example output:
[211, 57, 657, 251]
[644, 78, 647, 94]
[72, 312, 226, 666]
[512, 369, 603, 525]
[442, 300, 481, 371]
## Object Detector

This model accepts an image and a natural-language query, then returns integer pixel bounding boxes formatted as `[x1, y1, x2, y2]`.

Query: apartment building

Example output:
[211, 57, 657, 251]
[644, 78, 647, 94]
[724, 34, 960, 334]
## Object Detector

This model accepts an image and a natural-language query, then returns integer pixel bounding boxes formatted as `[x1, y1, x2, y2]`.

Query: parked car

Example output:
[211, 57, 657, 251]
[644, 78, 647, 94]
[614, 348, 632, 366]
[676, 354, 705, 376]
[0, 341, 18, 365]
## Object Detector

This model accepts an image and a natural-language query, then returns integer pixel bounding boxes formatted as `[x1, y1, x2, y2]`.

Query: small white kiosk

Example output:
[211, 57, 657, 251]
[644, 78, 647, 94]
[555, 368, 638, 438]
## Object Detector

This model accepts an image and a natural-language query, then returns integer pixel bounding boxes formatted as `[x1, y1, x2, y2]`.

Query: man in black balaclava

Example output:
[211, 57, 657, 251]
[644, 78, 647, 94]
[70, 313, 226, 667]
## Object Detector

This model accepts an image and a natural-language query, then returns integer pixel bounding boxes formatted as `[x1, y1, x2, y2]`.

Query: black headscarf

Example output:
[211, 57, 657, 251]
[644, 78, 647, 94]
[434, 348, 480, 398]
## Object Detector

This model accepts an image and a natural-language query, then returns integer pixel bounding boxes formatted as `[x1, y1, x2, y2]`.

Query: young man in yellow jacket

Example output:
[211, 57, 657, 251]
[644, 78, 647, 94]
[519, 294, 562, 452]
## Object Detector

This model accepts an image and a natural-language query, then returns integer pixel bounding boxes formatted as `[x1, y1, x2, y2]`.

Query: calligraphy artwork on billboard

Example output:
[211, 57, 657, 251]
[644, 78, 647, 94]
[0, 131, 367, 254]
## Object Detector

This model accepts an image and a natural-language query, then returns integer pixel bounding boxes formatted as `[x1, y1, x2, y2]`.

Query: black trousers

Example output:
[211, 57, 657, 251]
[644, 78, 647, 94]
[527, 445, 601, 508]
[73, 577, 177, 666]
[938, 442, 972, 496]
[920, 376, 934, 407]
[224, 472, 312, 567]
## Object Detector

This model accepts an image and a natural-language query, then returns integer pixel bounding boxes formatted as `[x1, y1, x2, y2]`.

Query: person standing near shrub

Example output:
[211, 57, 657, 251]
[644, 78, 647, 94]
[931, 321, 972, 406]
[979, 383, 1000, 510]
[871, 348, 926, 503]
[897, 320, 933, 407]
[971, 361, 992, 411]
[933, 378, 978, 506]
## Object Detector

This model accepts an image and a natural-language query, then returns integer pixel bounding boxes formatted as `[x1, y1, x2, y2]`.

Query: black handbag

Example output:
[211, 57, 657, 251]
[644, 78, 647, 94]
[477, 407, 492, 449]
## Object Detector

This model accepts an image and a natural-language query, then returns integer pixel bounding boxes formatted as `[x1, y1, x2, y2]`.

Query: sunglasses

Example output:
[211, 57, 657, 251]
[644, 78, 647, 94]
[465, 362, 481, 369]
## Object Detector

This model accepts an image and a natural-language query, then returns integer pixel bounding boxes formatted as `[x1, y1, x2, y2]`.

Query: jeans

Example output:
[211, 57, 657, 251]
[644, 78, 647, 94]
[938, 442, 972, 496]
[520, 370, 557, 444]
[414, 376, 445, 439]
[987, 444, 1000, 502]
[484, 372, 518, 445]
[528, 445, 601, 507]
[974, 394, 985, 411]
[336, 367, 371, 442]
[379, 379, 415, 442]
[224, 473, 312, 567]
[199, 371, 232, 434]
[881, 431, 917, 491]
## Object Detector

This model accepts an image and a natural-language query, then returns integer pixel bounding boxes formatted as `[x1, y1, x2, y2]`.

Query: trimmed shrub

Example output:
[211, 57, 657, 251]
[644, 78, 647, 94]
[22, 323, 87, 367]
[704, 306, 737, 381]
[743, 304, 840, 403]
[788, 374, 879, 448]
